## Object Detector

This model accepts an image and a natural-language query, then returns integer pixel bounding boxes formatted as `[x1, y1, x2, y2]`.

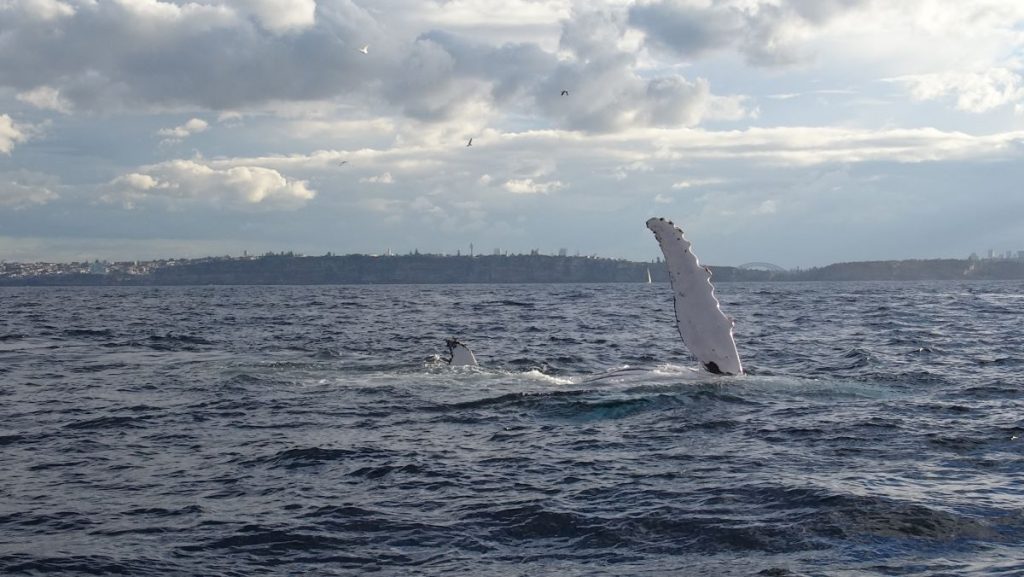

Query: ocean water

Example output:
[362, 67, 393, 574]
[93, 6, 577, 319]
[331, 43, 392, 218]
[1, 281, 1022, 576]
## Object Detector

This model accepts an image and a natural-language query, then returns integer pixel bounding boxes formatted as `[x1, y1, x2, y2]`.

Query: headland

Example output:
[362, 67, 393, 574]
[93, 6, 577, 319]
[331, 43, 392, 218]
[3, 252, 1023, 285]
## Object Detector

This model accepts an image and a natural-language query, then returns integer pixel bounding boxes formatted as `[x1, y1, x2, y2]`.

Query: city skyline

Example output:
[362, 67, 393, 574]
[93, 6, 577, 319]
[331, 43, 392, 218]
[2, 1, 1024, 268]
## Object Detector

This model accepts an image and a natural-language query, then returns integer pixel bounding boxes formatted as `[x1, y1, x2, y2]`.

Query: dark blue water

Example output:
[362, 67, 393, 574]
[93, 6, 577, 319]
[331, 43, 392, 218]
[1, 282, 1022, 576]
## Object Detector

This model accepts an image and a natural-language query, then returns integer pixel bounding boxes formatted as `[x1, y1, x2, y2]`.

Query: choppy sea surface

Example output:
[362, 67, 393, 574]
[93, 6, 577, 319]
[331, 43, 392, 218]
[1, 281, 1022, 576]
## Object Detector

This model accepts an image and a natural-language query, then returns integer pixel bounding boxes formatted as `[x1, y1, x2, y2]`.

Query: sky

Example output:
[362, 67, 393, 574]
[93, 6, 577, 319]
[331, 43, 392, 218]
[1, 0, 1024, 268]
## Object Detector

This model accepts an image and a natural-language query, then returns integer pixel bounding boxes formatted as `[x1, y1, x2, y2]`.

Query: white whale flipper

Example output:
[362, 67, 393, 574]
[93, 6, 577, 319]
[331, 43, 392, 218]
[646, 217, 742, 375]
[444, 338, 478, 367]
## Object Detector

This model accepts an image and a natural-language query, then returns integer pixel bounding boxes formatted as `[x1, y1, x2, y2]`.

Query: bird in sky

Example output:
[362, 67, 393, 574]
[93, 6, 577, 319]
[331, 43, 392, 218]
[466, 138, 473, 147]
[561, 90, 569, 96]
[358, 45, 369, 55]
[338, 160, 348, 166]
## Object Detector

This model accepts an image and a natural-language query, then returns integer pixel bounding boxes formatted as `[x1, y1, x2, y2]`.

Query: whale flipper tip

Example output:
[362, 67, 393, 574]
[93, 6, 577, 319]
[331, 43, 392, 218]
[444, 338, 479, 367]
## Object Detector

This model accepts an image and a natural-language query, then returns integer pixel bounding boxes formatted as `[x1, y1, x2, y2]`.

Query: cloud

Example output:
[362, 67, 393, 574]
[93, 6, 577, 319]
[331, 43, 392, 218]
[628, 1, 739, 59]
[0, 170, 59, 208]
[361, 197, 403, 214]
[0, 0, 359, 112]
[628, 0, 872, 67]
[104, 159, 314, 210]
[891, 68, 1024, 113]
[0, 114, 29, 154]
[114, 173, 162, 191]
[672, 178, 726, 189]
[217, 110, 244, 124]
[0, 0, 756, 134]
[16, 85, 72, 113]
[385, 36, 482, 122]
[4, 0, 76, 22]
[404, 194, 489, 233]
[409, 0, 569, 48]
[603, 125, 1024, 167]
[510, 9, 754, 132]
[234, 0, 317, 34]
[754, 199, 777, 214]
[360, 172, 394, 184]
[503, 177, 564, 194]
[157, 118, 210, 143]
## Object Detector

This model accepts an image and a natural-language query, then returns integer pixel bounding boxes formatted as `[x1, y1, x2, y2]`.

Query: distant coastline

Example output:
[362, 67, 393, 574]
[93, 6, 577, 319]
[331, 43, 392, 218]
[3, 253, 1024, 286]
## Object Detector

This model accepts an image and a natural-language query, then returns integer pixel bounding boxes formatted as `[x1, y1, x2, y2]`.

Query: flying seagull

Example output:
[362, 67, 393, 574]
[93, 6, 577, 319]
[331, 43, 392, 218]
[338, 160, 348, 166]
[466, 138, 473, 147]
[358, 45, 369, 55]
[561, 90, 569, 96]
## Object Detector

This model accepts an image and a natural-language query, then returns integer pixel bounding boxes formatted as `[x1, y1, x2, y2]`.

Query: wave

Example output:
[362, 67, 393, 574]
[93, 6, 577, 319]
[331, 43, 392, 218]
[247, 446, 383, 470]
[480, 299, 535, 308]
[62, 328, 115, 338]
[0, 554, 182, 576]
[3, 282, 1022, 576]
[135, 333, 215, 351]
[63, 415, 150, 431]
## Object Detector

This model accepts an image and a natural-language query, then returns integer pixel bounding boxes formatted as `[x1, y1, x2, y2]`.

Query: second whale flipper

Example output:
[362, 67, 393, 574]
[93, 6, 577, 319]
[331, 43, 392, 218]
[646, 217, 743, 375]
[444, 338, 478, 367]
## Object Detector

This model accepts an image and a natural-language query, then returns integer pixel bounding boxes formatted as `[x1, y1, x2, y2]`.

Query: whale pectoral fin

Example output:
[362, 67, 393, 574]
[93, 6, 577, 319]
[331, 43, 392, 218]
[646, 217, 743, 376]
[444, 338, 479, 367]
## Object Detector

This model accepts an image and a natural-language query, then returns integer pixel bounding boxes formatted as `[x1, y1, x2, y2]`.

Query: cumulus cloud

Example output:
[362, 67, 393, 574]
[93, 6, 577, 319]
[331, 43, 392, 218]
[754, 199, 777, 214]
[385, 36, 478, 122]
[628, 0, 869, 66]
[672, 178, 726, 189]
[404, 194, 489, 233]
[892, 68, 1024, 113]
[503, 177, 564, 194]
[234, 0, 316, 34]
[509, 8, 754, 132]
[628, 1, 738, 59]
[217, 110, 244, 124]
[0, 114, 29, 154]
[0, 0, 755, 133]
[0, 0, 361, 112]
[4, 0, 76, 22]
[114, 173, 162, 191]
[104, 159, 314, 210]
[0, 170, 59, 208]
[360, 172, 394, 184]
[149, 2, 761, 130]
[16, 86, 73, 113]
[157, 118, 210, 143]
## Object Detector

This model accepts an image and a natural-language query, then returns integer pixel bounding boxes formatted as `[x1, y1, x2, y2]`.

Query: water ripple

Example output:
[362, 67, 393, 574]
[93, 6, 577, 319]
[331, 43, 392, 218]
[1, 281, 1021, 576]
